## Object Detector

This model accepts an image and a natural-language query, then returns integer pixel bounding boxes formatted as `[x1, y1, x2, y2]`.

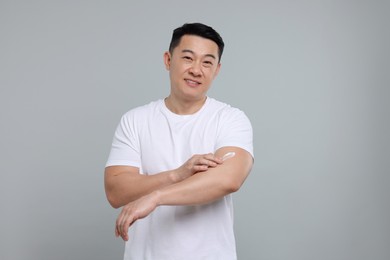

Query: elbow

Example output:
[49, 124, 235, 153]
[230, 181, 242, 193]
[223, 179, 243, 193]
[105, 191, 122, 209]
[109, 200, 121, 209]
[226, 165, 252, 193]
[105, 180, 127, 208]
[222, 170, 251, 193]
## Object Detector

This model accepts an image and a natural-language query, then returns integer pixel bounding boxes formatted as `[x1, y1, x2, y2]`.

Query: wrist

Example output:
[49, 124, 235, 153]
[169, 169, 182, 183]
[152, 189, 163, 206]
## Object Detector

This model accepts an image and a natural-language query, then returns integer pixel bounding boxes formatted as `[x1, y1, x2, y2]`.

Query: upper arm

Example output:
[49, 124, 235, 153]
[104, 165, 140, 189]
[104, 165, 140, 206]
[213, 146, 254, 191]
[104, 165, 140, 178]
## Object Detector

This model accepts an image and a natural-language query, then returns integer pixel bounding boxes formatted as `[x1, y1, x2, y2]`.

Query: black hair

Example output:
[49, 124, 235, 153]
[168, 23, 225, 62]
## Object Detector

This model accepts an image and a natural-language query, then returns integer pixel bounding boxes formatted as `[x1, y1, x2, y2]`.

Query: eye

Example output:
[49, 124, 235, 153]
[182, 56, 193, 61]
[203, 61, 213, 67]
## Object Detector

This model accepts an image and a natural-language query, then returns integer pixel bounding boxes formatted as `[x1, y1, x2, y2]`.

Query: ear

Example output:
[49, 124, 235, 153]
[213, 63, 222, 78]
[163, 51, 171, 70]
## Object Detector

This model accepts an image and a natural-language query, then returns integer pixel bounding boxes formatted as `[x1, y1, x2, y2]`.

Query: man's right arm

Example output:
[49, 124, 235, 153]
[104, 153, 222, 208]
[104, 166, 179, 208]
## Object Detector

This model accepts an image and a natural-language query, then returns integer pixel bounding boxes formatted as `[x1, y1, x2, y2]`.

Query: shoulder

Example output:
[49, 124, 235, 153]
[207, 97, 250, 122]
[116, 100, 163, 132]
[121, 99, 163, 119]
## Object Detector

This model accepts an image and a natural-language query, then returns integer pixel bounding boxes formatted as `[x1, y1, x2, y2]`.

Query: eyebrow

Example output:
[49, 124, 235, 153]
[181, 49, 217, 60]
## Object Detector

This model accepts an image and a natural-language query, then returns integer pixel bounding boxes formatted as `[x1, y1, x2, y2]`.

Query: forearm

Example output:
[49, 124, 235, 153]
[156, 170, 234, 206]
[113, 148, 253, 241]
[105, 167, 178, 208]
[105, 153, 222, 208]
[156, 148, 253, 206]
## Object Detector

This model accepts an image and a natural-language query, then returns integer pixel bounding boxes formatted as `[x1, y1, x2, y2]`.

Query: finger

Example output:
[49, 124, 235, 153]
[118, 212, 131, 241]
[204, 154, 222, 164]
[121, 224, 127, 241]
[116, 209, 127, 237]
[194, 165, 209, 172]
[115, 216, 123, 237]
[121, 217, 134, 241]
[115, 225, 119, 237]
[115, 216, 122, 237]
[120, 219, 127, 240]
[198, 158, 217, 167]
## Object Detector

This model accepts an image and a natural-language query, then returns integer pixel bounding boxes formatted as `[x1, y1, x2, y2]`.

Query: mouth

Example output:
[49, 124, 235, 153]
[185, 79, 201, 87]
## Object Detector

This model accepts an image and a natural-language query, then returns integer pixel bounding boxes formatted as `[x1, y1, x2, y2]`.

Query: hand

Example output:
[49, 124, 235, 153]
[174, 153, 223, 181]
[115, 191, 160, 241]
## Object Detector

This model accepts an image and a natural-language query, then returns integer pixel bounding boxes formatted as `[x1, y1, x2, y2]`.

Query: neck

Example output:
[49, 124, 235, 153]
[164, 95, 207, 115]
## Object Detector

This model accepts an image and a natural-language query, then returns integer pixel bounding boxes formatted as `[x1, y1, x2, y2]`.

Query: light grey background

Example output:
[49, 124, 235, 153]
[1, 1, 389, 259]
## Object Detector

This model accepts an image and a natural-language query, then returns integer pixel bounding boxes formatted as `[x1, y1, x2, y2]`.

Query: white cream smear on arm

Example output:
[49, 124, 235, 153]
[222, 152, 236, 161]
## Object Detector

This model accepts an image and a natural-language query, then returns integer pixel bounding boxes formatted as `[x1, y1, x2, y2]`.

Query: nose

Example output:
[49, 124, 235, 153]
[189, 62, 202, 77]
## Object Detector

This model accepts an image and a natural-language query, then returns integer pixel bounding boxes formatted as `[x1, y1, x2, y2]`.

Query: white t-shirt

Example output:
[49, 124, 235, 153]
[106, 97, 253, 260]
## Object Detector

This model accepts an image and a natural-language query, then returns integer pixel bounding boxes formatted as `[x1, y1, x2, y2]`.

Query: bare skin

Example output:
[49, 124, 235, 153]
[114, 147, 252, 241]
[104, 153, 223, 208]
[105, 35, 253, 241]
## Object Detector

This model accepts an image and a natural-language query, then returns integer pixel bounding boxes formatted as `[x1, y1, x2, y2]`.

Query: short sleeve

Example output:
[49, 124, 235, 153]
[105, 111, 141, 167]
[215, 108, 254, 158]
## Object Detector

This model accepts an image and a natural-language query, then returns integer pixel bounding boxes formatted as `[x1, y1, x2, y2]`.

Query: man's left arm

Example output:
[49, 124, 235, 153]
[116, 146, 253, 241]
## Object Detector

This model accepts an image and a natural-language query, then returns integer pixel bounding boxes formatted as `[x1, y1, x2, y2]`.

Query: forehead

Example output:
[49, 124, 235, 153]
[174, 35, 219, 57]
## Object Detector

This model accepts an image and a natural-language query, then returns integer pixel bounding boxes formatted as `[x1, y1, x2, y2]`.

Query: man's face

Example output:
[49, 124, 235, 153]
[164, 35, 221, 102]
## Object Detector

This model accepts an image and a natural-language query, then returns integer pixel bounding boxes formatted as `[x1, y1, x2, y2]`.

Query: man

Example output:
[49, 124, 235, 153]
[105, 23, 254, 259]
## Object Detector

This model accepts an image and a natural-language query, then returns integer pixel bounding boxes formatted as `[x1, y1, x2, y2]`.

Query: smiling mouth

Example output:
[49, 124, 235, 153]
[185, 79, 201, 87]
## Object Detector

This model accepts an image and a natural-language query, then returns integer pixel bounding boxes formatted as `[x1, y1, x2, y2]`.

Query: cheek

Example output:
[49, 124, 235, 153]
[169, 66, 181, 78]
[171, 64, 188, 74]
[204, 71, 217, 81]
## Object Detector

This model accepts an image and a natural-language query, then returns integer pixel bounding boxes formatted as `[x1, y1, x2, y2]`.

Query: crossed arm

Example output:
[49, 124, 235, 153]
[104, 146, 253, 241]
